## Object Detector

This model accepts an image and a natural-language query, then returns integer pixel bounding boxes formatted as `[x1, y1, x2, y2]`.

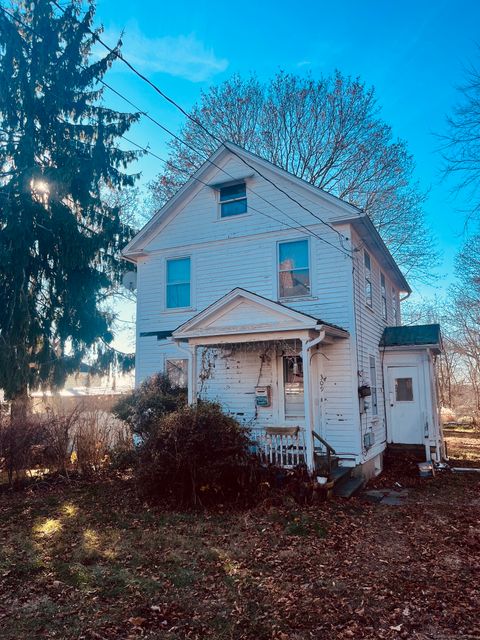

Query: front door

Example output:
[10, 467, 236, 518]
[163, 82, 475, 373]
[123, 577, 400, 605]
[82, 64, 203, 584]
[282, 355, 305, 423]
[386, 365, 424, 444]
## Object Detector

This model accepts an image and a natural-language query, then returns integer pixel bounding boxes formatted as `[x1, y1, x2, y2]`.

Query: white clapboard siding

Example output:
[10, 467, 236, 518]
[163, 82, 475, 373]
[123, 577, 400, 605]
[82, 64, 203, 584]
[350, 227, 401, 462]
[133, 149, 406, 465]
[198, 346, 275, 429]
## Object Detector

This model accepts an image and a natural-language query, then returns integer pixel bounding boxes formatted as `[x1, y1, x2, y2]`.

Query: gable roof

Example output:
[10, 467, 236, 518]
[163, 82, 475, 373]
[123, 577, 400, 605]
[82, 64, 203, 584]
[122, 142, 410, 293]
[172, 288, 348, 340]
[380, 324, 442, 350]
[332, 214, 411, 293]
[122, 142, 362, 259]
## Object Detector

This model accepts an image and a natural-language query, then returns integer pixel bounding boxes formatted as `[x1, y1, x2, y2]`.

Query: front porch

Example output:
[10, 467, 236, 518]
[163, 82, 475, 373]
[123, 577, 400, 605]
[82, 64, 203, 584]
[172, 288, 350, 472]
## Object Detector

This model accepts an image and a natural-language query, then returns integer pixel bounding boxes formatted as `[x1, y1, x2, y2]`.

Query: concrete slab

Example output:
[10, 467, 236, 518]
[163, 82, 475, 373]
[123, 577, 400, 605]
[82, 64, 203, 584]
[363, 488, 409, 506]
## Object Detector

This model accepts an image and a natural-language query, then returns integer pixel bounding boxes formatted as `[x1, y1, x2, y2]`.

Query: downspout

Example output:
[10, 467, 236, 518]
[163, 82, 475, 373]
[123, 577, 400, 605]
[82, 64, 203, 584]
[302, 329, 327, 472]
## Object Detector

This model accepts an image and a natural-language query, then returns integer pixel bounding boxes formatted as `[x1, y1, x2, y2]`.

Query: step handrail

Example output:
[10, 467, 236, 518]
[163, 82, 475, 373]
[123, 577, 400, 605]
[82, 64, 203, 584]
[312, 431, 336, 455]
[312, 431, 336, 477]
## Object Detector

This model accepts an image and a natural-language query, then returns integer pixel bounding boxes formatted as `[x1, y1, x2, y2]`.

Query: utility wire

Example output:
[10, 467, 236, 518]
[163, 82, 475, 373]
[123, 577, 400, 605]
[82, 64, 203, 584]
[0, 4, 352, 259]
[51, 0, 354, 244]
[120, 135, 352, 257]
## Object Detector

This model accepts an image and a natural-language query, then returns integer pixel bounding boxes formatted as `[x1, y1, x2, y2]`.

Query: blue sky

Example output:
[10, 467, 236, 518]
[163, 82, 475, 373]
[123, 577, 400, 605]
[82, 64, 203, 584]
[92, 0, 480, 344]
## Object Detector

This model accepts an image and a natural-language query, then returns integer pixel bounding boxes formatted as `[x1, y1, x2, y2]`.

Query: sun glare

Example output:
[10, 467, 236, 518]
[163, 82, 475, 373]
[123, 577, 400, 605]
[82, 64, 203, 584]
[33, 518, 62, 537]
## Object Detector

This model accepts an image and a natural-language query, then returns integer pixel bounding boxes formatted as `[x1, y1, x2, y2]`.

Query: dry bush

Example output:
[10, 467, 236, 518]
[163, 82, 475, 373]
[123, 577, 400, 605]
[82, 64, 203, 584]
[441, 407, 457, 424]
[42, 407, 80, 475]
[74, 410, 131, 475]
[0, 415, 46, 485]
[113, 373, 186, 442]
[137, 401, 262, 507]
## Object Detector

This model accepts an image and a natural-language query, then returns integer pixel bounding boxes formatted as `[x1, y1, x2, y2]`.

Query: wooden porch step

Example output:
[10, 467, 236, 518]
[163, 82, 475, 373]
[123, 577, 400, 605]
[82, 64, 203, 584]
[314, 453, 339, 475]
[333, 476, 364, 498]
[329, 466, 351, 484]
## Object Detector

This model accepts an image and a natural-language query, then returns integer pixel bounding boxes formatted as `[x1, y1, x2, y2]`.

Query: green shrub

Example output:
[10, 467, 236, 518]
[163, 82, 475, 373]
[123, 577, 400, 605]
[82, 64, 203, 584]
[113, 373, 186, 441]
[136, 401, 261, 506]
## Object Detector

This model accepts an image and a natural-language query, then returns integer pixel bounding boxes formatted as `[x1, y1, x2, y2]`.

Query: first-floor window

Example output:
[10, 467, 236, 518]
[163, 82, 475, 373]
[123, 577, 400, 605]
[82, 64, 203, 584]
[166, 257, 190, 309]
[278, 238, 310, 298]
[369, 355, 378, 416]
[166, 359, 188, 388]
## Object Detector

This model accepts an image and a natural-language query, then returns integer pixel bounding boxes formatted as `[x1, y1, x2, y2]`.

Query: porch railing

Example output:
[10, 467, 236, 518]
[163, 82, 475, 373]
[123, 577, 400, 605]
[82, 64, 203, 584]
[249, 426, 305, 468]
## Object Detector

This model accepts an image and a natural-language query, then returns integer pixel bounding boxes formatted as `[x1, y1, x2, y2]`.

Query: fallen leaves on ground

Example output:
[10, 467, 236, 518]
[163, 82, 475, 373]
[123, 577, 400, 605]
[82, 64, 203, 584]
[0, 436, 479, 639]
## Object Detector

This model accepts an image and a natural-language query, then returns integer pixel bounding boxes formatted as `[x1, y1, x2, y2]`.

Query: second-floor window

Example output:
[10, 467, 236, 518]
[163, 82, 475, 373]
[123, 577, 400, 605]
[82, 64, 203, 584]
[364, 250, 373, 308]
[392, 287, 398, 324]
[381, 273, 387, 320]
[278, 238, 310, 298]
[166, 257, 190, 309]
[219, 183, 247, 217]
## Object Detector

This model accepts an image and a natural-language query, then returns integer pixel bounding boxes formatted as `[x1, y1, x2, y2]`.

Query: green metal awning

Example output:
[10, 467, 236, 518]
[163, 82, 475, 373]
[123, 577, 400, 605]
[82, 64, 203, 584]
[380, 324, 442, 350]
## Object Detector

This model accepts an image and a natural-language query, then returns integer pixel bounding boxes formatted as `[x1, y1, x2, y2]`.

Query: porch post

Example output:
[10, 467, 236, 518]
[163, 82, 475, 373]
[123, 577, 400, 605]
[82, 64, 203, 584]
[301, 339, 315, 473]
[188, 343, 197, 405]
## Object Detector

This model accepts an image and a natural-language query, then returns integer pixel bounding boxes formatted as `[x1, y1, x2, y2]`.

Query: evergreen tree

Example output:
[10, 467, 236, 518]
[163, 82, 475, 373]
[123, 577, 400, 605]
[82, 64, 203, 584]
[0, 0, 140, 416]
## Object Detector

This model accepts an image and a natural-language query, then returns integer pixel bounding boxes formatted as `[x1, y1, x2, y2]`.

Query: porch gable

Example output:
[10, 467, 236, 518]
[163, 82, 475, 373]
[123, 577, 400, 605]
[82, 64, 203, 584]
[172, 288, 343, 341]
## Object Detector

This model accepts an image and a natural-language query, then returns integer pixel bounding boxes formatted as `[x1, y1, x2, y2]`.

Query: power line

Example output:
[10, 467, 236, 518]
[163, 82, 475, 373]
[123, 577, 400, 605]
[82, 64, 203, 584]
[50, 0, 353, 244]
[120, 135, 352, 257]
[0, 4, 352, 259]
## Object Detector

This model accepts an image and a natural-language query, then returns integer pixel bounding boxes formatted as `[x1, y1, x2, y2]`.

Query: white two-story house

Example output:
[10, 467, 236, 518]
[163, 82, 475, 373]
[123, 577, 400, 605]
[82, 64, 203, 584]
[123, 142, 443, 480]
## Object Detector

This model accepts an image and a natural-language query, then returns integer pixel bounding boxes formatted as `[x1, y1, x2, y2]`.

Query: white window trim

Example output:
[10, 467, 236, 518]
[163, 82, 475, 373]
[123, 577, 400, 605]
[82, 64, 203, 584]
[277, 236, 312, 301]
[217, 182, 248, 220]
[369, 354, 379, 417]
[364, 250, 373, 310]
[164, 255, 195, 312]
[392, 287, 398, 325]
[380, 272, 388, 321]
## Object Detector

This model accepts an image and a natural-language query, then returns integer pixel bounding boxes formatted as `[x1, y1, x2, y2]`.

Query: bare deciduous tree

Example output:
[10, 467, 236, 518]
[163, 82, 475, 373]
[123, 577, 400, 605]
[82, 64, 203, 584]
[441, 63, 480, 220]
[149, 71, 436, 283]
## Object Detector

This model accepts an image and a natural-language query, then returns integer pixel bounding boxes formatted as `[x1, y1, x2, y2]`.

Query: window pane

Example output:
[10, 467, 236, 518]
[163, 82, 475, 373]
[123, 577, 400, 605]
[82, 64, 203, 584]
[369, 356, 378, 415]
[167, 257, 190, 284]
[219, 183, 246, 201]
[221, 198, 247, 217]
[395, 378, 413, 402]
[279, 268, 310, 298]
[365, 280, 372, 307]
[167, 283, 190, 308]
[279, 240, 308, 270]
[364, 251, 371, 270]
[166, 359, 188, 388]
[382, 297, 387, 320]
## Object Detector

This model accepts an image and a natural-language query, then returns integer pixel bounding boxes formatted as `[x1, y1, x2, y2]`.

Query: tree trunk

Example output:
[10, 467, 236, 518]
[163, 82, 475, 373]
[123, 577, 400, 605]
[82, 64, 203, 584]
[10, 388, 29, 425]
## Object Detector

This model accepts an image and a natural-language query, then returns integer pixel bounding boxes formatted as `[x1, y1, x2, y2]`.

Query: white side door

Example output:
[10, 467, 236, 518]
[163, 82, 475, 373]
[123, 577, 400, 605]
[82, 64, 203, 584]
[386, 365, 424, 444]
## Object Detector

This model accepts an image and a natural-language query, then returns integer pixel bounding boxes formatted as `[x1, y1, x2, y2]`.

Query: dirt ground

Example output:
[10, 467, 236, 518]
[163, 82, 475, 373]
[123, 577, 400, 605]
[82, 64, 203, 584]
[444, 426, 480, 467]
[0, 430, 479, 640]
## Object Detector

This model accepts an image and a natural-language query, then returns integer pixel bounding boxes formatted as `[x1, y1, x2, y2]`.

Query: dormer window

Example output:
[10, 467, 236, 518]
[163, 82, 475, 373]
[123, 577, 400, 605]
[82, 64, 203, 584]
[219, 182, 247, 217]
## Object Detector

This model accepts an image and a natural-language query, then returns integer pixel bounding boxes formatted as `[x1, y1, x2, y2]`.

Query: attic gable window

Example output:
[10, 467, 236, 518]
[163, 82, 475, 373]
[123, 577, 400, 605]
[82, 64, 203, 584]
[219, 182, 247, 217]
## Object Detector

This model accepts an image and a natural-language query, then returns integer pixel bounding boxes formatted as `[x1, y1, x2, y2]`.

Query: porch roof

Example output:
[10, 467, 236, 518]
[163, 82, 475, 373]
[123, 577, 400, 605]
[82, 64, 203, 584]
[380, 324, 442, 352]
[172, 288, 349, 342]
